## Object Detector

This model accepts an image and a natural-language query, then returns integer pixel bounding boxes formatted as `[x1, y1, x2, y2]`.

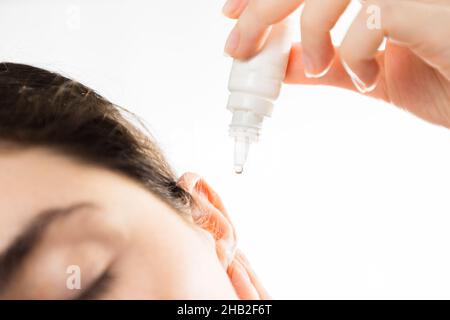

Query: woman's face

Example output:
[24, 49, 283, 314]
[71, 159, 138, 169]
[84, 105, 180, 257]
[0, 146, 238, 299]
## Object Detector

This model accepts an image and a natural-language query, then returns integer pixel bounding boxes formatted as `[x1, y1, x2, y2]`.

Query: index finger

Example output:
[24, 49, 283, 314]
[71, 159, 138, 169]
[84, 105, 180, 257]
[225, 0, 303, 59]
[235, 249, 271, 299]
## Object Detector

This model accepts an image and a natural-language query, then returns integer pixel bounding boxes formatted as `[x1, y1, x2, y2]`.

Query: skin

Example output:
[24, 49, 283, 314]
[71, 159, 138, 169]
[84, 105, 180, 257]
[0, 146, 268, 299]
[222, 0, 450, 128]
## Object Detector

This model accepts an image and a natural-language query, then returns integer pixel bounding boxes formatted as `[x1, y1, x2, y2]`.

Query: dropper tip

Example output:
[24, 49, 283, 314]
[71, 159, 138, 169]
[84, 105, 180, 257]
[233, 137, 250, 175]
[234, 165, 244, 175]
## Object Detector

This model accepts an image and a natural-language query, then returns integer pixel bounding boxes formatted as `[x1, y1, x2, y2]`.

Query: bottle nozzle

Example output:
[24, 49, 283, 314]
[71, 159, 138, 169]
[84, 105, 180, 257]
[234, 165, 244, 175]
[233, 137, 251, 175]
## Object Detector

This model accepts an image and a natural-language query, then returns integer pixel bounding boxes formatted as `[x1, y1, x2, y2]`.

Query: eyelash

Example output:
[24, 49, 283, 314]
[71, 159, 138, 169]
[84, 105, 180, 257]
[75, 270, 113, 300]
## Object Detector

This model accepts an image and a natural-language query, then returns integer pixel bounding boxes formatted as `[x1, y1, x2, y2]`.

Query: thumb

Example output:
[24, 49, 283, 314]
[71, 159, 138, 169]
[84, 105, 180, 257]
[225, 0, 303, 59]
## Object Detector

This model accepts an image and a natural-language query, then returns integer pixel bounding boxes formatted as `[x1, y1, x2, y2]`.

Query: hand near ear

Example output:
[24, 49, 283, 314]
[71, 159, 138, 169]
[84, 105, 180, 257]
[228, 249, 271, 300]
[177, 173, 270, 300]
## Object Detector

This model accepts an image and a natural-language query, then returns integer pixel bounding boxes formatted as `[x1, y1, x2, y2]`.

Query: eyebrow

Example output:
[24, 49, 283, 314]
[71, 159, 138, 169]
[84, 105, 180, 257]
[0, 202, 97, 294]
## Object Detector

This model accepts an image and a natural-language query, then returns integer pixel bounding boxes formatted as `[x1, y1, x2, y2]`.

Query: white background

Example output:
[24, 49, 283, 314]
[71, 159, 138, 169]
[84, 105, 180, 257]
[1, 0, 450, 299]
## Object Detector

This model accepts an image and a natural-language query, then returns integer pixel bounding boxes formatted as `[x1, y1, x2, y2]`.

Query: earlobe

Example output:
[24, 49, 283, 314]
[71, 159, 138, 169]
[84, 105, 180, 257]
[177, 172, 237, 269]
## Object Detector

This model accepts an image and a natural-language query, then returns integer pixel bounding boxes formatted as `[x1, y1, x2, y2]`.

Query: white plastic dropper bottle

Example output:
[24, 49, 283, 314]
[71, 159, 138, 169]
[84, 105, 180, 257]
[226, 17, 294, 174]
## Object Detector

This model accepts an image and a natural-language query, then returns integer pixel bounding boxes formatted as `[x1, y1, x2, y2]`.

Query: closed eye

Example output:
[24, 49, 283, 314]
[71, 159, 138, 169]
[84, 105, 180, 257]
[75, 270, 113, 300]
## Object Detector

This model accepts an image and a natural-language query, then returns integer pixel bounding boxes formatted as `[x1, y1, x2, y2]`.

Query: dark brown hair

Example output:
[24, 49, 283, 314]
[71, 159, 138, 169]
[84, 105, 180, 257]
[0, 62, 192, 212]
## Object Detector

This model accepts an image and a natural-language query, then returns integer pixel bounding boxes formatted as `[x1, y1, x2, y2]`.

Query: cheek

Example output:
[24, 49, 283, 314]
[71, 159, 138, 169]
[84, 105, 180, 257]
[104, 219, 237, 299]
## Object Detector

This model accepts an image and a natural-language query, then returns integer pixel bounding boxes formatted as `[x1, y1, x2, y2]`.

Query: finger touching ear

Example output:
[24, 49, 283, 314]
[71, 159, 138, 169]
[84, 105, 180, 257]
[177, 172, 237, 269]
[178, 173, 270, 300]
[228, 249, 271, 300]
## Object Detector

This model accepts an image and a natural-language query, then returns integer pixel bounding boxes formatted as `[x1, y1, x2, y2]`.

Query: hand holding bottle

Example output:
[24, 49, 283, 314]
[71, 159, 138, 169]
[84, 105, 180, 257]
[223, 0, 450, 128]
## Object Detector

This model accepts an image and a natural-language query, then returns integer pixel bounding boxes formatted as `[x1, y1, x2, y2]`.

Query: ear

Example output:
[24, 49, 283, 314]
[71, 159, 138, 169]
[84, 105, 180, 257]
[177, 172, 237, 269]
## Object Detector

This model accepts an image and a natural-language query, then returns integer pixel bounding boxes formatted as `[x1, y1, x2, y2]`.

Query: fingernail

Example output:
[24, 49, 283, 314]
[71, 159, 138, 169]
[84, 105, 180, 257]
[341, 60, 377, 94]
[217, 240, 235, 270]
[226, 243, 237, 264]
[302, 51, 330, 79]
[231, 260, 250, 283]
[224, 26, 240, 56]
[222, 0, 238, 16]
[186, 176, 201, 194]
[223, 248, 234, 269]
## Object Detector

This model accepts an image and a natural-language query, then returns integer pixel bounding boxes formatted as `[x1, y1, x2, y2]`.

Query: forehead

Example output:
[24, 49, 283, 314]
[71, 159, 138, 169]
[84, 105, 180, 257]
[0, 146, 92, 204]
[0, 147, 137, 253]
